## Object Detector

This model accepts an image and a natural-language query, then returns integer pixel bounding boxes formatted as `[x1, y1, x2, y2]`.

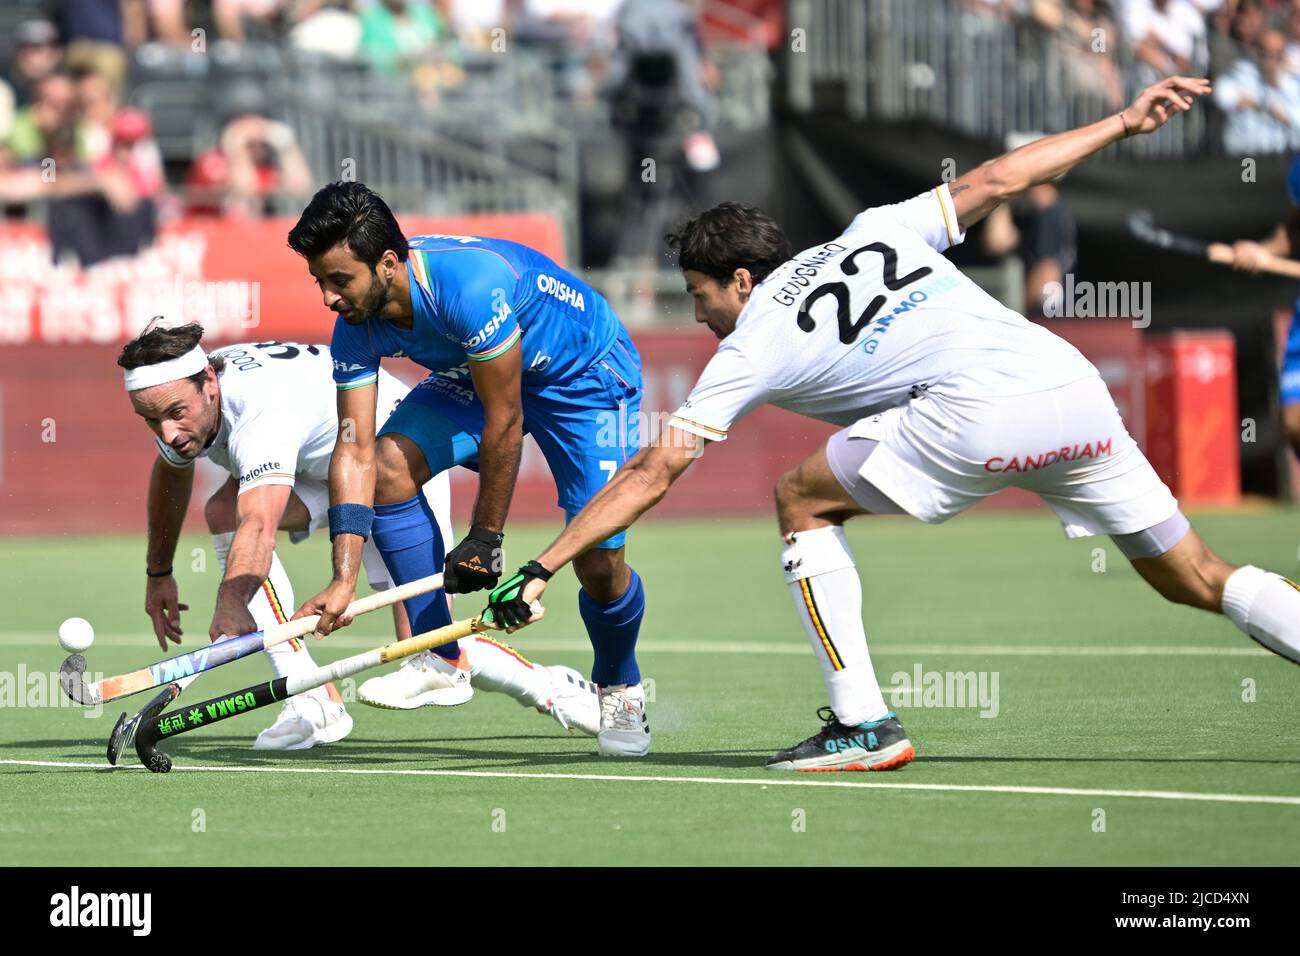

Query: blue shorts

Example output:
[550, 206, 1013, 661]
[379, 327, 642, 549]
[1284, 306, 1300, 406]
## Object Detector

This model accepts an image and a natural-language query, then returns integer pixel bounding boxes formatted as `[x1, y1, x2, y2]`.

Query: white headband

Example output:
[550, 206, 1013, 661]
[123, 346, 211, 392]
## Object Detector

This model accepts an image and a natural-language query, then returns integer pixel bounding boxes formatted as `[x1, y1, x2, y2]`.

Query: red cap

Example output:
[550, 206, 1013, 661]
[111, 108, 153, 143]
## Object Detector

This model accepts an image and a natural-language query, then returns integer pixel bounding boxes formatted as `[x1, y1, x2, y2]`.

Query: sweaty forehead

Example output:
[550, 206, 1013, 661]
[129, 380, 197, 414]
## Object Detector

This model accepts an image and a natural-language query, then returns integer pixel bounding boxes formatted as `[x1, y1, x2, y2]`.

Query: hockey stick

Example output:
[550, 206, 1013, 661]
[61, 572, 444, 707]
[106, 682, 182, 766]
[1128, 209, 1300, 279]
[135, 613, 489, 773]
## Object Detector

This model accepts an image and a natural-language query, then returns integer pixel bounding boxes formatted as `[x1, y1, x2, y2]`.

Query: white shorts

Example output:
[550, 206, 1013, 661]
[834, 375, 1179, 538]
[288, 469, 454, 590]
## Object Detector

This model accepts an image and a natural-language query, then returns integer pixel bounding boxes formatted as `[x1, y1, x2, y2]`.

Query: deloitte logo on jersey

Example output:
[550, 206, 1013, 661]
[536, 274, 586, 311]
[242, 461, 283, 485]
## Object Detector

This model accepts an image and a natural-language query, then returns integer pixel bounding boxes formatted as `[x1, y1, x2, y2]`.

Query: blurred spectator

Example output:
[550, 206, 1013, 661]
[289, 2, 364, 59]
[358, 0, 447, 75]
[1119, 0, 1207, 77]
[44, 114, 154, 266]
[0, 70, 149, 265]
[6, 19, 63, 110]
[980, 131, 1076, 314]
[146, 0, 193, 47]
[1031, 0, 1126, 109]
[443, 0, 518, 49]
[982, 184, 1078, 315]
[75, 68, 119, 163]
[216, 0, 277, 42]
[520, 0, 623, 103]
[99, 108, 165, 200]
[1214, 27, 1300, 153]
[4, 71, 88, 165]
[185, 113, 313, 216]
[75, 69, 165, 202]
[1211, 0, 1264, 74]
[49, 0, 148, 95]
[1285, 1, 1300, 76]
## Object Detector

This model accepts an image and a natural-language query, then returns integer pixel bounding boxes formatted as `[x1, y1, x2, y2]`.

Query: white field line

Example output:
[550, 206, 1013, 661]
[2, 759, 1298, 807]
[0, 633, 1273, 657]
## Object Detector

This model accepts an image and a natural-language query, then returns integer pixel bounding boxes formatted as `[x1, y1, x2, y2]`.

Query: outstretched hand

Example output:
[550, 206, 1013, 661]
[293, 579, 357, 638]
[484, 562, 552, 633]
[1119, 76, 1211, 136]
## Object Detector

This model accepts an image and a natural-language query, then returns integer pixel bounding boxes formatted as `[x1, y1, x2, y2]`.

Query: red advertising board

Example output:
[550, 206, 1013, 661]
[1144, 331, 1241, 506]
[0, 215, 565, 347]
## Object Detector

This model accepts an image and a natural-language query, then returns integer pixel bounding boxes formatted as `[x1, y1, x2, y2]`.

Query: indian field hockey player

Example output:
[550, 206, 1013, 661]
[286, 183, 649, 756]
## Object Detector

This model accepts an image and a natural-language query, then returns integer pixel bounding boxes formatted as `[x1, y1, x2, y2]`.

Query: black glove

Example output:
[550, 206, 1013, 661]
[443, 526, 504, 594]
[487, 561, 554, 628]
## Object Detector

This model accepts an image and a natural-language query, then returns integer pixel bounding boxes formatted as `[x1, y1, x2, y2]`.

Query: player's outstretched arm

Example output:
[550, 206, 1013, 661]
[295, 381, 378, 636]
[210, 483, 292, 642]
[949, 75, 1211, 230]
[486, 429, 705, 631]
[145, 457, 194, 650]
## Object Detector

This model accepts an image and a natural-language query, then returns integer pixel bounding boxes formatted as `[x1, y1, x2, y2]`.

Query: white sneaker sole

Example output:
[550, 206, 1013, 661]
[358, 683, 473, 709]
[765, 737, 915, 772]
[597, 731, 651, 757]
[254, 711, 355, 752]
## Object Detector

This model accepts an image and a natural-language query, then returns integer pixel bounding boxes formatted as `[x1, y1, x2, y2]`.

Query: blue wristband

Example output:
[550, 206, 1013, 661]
[328, 503, 375, 541]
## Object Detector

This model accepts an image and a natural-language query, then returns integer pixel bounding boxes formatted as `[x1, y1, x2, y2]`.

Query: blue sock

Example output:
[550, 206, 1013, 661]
[580, 568, 644, 686]
[371, 494, 458, 661]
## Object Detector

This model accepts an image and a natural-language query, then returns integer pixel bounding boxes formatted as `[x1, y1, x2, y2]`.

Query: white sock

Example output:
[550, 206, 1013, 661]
[462, 635, 552, 708]
[211, 533, 320, 683]
[781, 525, 889, 726]
[1222, 565, 1300, 665]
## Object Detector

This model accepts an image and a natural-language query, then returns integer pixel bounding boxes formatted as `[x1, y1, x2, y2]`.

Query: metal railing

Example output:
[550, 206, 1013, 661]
[787, 0, 1215, 158]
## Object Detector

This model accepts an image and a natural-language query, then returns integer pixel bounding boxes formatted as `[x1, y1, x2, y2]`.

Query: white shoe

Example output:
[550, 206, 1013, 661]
[358, 649, 473, 709]
[253, 689, 353, 751]
[597, 683, 650, 756]
[537, 666, 600, 737]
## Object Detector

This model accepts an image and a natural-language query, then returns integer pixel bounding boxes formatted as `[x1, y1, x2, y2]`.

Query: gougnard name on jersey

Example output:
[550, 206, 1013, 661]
[668, 184, 1098, 443]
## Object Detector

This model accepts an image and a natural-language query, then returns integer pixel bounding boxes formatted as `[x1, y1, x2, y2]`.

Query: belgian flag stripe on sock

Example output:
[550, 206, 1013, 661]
[261, 579, 296, 651]
[799, 579, 844, 671]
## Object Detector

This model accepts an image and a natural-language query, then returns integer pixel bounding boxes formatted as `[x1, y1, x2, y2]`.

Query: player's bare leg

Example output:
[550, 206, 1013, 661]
[204, 479, 352, 750]
[766, 440, 916, 772]
[1123, 521, 1300, 664]
[572, 544, 650, 756]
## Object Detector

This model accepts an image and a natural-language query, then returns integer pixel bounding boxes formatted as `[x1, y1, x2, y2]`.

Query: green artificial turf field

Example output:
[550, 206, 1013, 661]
[1, 510, 1298, 866]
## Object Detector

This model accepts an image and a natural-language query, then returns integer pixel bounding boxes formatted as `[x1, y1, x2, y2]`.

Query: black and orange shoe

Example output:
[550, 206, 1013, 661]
[765, 707, 916, 772]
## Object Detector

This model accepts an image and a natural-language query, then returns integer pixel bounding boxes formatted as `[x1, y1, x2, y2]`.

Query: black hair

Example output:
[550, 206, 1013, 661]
[117, 319, 223, 386]
[665, 202, 793, 286]
[286, 181, 408, 268]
